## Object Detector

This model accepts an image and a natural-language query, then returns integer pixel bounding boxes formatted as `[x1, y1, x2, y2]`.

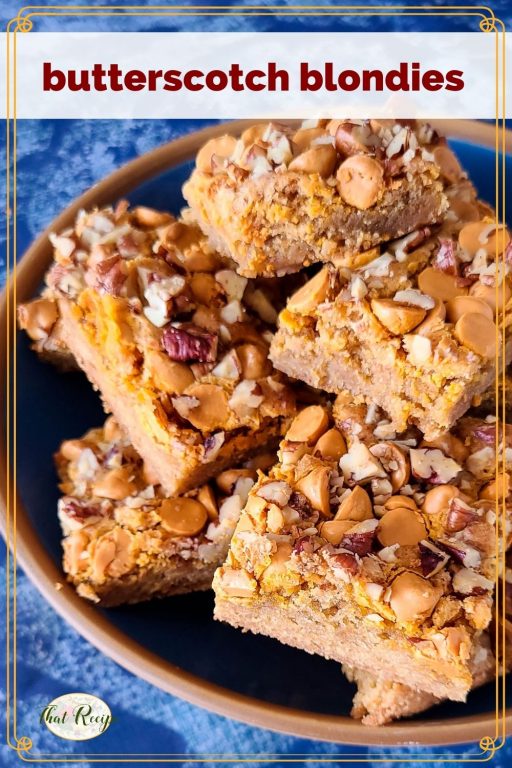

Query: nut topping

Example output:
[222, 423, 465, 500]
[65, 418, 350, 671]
[286, 405, 330, 444]
[371, 299, 426, 336]
[158, 497, 208, 537]
[336, 155, 384, 210]
[162, 324, 218, 363]
[287, 267, 330, 316]
[369, 442, 410, 491]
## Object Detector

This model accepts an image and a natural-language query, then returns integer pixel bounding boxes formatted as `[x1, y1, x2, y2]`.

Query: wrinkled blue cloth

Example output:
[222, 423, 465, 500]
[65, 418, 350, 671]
[2, 1, 512, 765]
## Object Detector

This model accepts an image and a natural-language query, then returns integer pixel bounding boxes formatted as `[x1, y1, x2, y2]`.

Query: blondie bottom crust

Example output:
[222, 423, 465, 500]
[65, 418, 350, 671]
[214, 404, 512, 701]
[347, 545, 512, 726]
[183, 119, 451, 277]
[271, 200, 511, 440]
[42, 202, 296, 495]
[57, 416, 270, 607]
[345, 630, 496, 726]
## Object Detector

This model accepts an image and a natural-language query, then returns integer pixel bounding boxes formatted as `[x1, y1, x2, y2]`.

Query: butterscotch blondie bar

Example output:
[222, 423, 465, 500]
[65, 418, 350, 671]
[183, 120, 451, 277]
[271, 201, 511, 439]
[214, 403, 511, 701]
[41, 202, 296, 494]
[57, 417, 269, 606]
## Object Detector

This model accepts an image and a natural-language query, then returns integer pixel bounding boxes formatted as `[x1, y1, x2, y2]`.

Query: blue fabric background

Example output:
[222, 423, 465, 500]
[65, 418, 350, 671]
[2, 1, 511, 765]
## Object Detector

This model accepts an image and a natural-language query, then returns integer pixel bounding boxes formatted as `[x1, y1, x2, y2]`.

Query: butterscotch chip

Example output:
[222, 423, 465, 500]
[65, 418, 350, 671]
[371, 299, 426, 336]
[237, 343, 271, 379]
[216, 468, 256, 494]
[241, 123, 267, 146]
[454, 312, 497, 359]
[158, 497, 208, 536]
[479, 473, 510, 501]
[286, 405, 330, 444]
[181, 383, 230, 430]
[190, 273, 222, 305]
[383, 495, 418, 512]
[291, 127, 325, 153]
[196, 135, 237, 173]
[470, 281, 511, 315]
[417, 267, 467, 302]
[320, 519, 355, 545]
[336, 155, 384, 210]
[145, 350, 195, 394]
[197, 484, 219, 521]
[17, 297, 58, 341]
[287, 268, 330, 316]
[314, 428, 347, 461]
[92, 467, 137, 500]
[289, 145, 337, 178]
[459, 221, 510, 258]
[103, 416, 124, 442]
[422, 484, 460, 516]
[60, 439, 93, 462]
[335, 486, 373, 522]
[377, 507, 427, 547]
[390, 572, 441, 623]
[415, 299, 446, 336]
[295, 466, 331, 516]
[133, 206, 173, 228]
[433, 145, 462, 185]
[445, 296, 493, 324]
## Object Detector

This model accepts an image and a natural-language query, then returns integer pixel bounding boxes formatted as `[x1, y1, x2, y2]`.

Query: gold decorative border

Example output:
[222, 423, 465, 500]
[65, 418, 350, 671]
[3, 3, 508, 763]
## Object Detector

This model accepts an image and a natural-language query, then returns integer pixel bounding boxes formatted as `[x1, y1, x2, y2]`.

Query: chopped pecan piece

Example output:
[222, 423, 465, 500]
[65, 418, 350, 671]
[162, 323, 218, 363]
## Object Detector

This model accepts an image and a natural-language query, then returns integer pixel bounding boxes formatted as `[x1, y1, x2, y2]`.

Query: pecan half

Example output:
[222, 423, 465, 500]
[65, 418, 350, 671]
[162, 323, 218, 363]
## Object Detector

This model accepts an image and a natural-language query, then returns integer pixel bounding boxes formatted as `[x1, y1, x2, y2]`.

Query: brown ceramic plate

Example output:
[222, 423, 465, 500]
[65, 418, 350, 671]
[1, 120, 511, 747]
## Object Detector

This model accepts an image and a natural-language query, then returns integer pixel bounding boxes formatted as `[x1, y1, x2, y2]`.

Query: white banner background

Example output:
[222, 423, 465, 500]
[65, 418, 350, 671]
[1, 32, 509, 119]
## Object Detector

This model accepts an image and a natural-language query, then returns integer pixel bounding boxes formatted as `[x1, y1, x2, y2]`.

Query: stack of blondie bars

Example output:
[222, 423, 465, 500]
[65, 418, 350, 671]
[19, 119, 511, 726]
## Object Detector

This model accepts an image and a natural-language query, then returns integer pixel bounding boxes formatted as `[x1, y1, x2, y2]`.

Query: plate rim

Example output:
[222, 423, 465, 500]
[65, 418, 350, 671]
[1, 119, 511, 748]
